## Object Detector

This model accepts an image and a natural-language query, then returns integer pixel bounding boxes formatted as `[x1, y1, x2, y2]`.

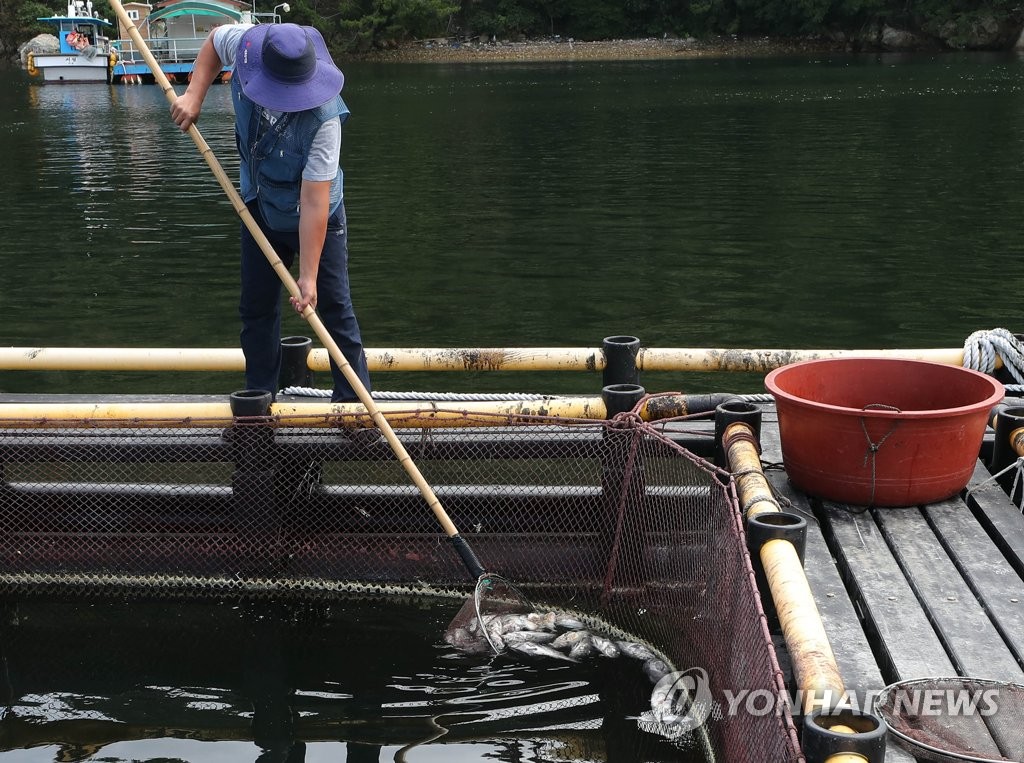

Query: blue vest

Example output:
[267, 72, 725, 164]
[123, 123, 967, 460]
[232, 75, 349, 232]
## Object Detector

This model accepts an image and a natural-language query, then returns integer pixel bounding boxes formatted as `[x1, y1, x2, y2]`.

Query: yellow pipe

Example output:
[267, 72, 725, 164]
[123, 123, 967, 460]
[724, 423, 871, 763]
[0, 392, 724, 429]
[0, 397, 612, 428]
[0, 345, 988, 373]
[637, 346, 976, 373]
[356, 347, 603, 373]
[723, 422, 845, 714]
[0, 347, 245, 371]
[762, 537, 846, 713]
[1011, 427, 1024, 458]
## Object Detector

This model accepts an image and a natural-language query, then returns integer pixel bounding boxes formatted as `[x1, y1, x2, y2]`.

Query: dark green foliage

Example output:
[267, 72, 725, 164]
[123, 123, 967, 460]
[332, 0, 459, 51]
[3, 0, 1022, 57]
[1, 0, 57, 53]
[908, 0, 1024, 48]
[460, 0, 545, 38]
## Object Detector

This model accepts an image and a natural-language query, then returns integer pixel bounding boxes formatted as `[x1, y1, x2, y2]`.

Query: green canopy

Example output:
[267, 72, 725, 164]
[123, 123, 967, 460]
[148, 1, 242, 23]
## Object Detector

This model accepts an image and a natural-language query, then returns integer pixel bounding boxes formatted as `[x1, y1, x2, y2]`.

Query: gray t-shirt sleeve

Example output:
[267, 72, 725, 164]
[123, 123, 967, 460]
[212, 24, 252, 68]
[302, 117, 341, 182]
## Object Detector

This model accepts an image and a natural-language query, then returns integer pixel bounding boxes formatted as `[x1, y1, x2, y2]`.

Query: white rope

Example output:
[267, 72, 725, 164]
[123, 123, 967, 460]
[281, 386, 553, 402]
[282, 387, 777, 404]
[962, 328, 1024, 385]
[965, 456, 1024, 513]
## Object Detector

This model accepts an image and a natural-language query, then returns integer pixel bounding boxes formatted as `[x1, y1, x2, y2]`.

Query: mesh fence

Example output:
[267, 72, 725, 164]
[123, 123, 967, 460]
[0, 410, 802, 761]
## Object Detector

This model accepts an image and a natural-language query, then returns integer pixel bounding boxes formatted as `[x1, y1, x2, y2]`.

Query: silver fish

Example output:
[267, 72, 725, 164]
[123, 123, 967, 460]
[591, 634, 621, 658]
[486, 624, 506, 653]
[503, 630, 557, 646]
[552, 630, 590, 649]
[644, 658, 671, 683]
[569, 637, 593, 660]
[617, 640, 657, 661]
[498, 614, 539, 633]
[554, 614, 587, 631]
[526, 611, 557, 631]
[508, 640, 579, 663]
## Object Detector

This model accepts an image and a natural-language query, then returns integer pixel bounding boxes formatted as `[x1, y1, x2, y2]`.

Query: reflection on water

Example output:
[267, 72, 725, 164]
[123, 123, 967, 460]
[0, 596, 699, 762]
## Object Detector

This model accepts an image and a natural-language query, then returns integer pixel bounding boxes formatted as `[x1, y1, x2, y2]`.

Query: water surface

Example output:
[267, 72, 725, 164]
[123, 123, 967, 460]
[2, 53, 1022, 396]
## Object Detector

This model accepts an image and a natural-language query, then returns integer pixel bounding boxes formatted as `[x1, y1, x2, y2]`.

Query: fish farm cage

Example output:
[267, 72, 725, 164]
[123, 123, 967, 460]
[0, 404, 802, 761]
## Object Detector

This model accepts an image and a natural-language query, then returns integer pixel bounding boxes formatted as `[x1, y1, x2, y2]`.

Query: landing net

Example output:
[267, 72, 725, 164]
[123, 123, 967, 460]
[0, 409, 801, 761]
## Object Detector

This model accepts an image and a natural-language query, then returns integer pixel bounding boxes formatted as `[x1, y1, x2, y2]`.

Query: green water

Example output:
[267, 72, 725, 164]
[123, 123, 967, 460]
[1, 53, 1022, 397]
[0, 596, 693, 762]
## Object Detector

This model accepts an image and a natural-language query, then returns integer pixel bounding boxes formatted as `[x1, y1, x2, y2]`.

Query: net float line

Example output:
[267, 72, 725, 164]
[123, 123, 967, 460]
[0, 345, 982, 373]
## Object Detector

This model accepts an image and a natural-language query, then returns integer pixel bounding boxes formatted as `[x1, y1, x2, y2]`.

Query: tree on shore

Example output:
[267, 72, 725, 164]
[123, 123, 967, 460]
[4, 0, 1022, 58]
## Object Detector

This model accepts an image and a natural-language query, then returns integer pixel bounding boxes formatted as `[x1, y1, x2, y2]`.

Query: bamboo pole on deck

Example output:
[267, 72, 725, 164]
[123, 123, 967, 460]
[723, 422, 869, 763]
[0, 345, 986, 373]
[1008, 426, 1024, 457]
[0, 347, 244, 371]
[725, 424, 845, 711]
[0, 392, 720, 428]
[0, 397, 612, 428]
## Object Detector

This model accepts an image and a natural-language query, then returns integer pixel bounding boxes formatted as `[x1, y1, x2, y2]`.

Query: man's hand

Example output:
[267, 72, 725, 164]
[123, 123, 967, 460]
[170, 93, 202, 132]
[291, 275, 318, 314]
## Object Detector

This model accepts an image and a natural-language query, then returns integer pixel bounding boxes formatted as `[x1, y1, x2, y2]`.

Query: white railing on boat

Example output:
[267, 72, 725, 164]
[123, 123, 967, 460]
[112, 35, 205, 64]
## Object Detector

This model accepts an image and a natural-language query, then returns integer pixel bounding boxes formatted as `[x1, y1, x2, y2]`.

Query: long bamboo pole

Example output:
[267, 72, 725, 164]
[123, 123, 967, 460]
[104, 0, 483, 577]
[0, 345, 983, 373]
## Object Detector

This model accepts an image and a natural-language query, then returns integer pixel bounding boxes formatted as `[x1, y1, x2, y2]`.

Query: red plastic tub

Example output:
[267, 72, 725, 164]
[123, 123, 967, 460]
[764, 358, 1004, 507]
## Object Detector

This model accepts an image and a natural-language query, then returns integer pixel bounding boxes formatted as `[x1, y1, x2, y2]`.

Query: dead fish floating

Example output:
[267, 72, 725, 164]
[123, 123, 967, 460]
[445, 608, 667, 681]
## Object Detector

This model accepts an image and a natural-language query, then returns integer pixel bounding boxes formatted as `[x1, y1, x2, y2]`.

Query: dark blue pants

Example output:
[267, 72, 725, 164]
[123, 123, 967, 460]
[240, 201, 371, 402]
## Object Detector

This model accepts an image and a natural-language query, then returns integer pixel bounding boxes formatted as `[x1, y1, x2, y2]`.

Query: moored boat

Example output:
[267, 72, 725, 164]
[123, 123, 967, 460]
[109, 0, 285, 84]
[25, 0, 117, 84]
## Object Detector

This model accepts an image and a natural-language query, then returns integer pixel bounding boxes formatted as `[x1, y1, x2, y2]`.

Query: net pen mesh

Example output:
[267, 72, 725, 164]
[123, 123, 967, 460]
[0, 410, 802, 761]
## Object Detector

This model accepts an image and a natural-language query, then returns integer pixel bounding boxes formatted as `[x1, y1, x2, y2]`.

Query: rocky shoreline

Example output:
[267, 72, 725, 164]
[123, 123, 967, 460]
[352, 35, 847, 64]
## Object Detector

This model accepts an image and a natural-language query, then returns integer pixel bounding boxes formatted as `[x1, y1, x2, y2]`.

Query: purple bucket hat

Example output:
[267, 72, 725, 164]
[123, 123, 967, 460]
[235, 23, 343, 112]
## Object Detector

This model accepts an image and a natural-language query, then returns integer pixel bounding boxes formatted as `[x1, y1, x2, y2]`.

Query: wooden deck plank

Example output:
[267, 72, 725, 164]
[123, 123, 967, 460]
[816, 503, 956, 682]
[760, 424, 893, 696]
[766, 474, 883, 694]
[765, 476, 917, 763]
[874, 506, 1024, 682]
[923, 500, 1024, 671]
[759, 401, 1024, 761]
[964, 462, 1024, 578]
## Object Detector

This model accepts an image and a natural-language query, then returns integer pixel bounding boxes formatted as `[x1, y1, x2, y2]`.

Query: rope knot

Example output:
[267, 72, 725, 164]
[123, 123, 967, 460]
[859, 404, 902, 507]
[609, 411, 644, 429]
[963, 328, 1024, 386]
